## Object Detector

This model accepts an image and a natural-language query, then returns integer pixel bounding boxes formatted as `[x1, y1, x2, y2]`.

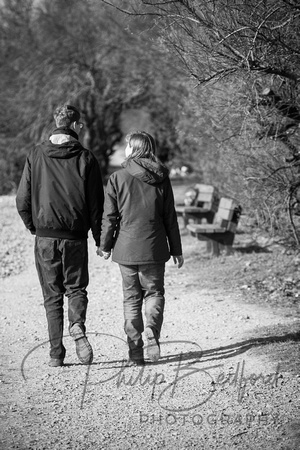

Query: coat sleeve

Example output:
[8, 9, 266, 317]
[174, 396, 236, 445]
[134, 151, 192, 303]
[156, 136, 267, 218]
[100, 175, 120, 252]
[163, 177, 182, 256]
[86, 154, 104, 246]
[16, 152, 36, 233]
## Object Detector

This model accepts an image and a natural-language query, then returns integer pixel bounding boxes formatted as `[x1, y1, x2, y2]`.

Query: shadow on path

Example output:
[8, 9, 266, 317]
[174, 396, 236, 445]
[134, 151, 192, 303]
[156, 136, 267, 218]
[233, 244, 271, 254]
[156, 331, 300, 366]
[21, 330, 300, 378]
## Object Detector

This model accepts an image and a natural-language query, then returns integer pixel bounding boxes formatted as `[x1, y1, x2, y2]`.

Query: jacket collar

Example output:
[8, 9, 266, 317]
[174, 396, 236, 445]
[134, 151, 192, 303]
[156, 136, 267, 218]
[49, 127, 79, 145]
[51, 127, 78, 140]
[123, 158, 169, 184]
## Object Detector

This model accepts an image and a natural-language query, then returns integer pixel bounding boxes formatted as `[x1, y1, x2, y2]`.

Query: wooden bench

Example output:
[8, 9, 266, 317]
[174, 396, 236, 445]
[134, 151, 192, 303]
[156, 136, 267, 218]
[186, 197, 242, 256]
[176, 184, 219, 227]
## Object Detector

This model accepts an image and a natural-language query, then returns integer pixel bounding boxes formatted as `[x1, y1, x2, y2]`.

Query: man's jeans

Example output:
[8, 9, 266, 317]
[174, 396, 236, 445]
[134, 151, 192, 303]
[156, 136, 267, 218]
[34, 237, 89, 359]
[119, 263, 165, 360]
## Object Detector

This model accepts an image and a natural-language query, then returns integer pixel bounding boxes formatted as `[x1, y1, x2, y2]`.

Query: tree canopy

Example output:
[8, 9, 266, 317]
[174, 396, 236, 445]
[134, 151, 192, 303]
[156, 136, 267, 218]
[0, 0, 186, 191]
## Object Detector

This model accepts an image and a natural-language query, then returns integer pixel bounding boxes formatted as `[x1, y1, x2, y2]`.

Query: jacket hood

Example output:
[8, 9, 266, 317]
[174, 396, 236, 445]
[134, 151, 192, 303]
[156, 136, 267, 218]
[41, 138, 84, 159]
[122, 158, 169, 185]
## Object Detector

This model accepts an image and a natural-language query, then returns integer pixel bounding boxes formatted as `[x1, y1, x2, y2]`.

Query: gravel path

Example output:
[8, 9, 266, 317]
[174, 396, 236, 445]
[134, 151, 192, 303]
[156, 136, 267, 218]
[1, 196, 300, 449]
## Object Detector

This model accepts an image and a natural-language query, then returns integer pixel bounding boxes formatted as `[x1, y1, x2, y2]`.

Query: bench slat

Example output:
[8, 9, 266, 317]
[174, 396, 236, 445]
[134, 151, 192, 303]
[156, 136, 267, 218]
[197, 192, 216, 202]
[215, 207, 234, 221]
[218, 198, 236, 210]
[187, 224, 225, 234]
[194, 184, 217, 194]
[182, 206, 212, 214]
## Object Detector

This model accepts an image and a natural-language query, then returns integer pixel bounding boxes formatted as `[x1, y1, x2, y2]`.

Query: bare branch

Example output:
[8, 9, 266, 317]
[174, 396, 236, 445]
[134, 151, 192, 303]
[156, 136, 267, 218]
[288, 183, 300, 244]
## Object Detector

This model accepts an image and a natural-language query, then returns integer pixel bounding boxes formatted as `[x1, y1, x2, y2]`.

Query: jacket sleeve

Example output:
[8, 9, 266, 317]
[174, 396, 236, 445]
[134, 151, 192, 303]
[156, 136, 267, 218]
[163, 177, 182, 256]
[16, 152, 36, 233]
[100, 175, 120, 252]
[86, 154, 104, 246]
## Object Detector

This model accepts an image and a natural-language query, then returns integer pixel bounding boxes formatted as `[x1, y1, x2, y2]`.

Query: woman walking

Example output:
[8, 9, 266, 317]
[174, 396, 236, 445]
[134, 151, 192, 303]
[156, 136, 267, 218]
[99, 131, 183, 365]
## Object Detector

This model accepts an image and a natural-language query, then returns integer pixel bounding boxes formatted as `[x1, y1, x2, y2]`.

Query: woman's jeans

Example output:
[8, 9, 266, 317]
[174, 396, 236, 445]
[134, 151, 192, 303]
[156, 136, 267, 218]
[34, 237, 89, 359]
[119, 263, 165, 360]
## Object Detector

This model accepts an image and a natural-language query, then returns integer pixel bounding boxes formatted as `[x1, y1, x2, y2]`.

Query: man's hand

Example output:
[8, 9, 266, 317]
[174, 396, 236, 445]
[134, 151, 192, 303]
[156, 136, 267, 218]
[173, 255, 184, 268]
[96, 247, 103, 256]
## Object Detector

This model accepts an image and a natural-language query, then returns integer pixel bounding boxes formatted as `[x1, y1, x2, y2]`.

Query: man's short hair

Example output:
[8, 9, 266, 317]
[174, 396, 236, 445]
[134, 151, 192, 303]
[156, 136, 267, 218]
[54, 104, 81, 128]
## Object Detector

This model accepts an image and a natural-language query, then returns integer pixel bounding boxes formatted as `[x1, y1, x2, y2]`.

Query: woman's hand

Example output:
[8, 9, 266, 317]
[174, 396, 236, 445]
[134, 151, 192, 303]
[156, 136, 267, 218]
[173, 255, 184, 268]
[102, 251, 111, 260]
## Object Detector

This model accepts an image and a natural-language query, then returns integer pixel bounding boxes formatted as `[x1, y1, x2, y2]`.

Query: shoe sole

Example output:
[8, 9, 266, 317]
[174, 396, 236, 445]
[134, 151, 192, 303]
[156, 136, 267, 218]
[75, 337, 93, 365]
[48, 359, 64, 367]
[145, 328, 160, 362]
[125, 358, 145, 367]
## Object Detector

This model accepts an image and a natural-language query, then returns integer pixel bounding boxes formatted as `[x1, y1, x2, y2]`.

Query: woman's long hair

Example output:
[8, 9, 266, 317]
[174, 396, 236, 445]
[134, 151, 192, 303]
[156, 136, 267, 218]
[125, 131, 160, 163]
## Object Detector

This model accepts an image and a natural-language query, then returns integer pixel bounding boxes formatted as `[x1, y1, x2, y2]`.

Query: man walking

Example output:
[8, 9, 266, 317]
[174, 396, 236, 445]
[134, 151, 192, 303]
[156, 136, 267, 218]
[16, 104, 104, 367]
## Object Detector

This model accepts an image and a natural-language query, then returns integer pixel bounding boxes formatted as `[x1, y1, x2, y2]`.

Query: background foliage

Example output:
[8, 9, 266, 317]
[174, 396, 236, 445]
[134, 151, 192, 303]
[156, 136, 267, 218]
[1, 0, 300, 241]
[123, 0, 300, 240]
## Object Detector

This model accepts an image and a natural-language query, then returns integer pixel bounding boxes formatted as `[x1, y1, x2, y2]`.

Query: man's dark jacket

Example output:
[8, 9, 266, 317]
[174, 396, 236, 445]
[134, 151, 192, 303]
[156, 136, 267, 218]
[16, 137, 104, 246]
[100, 157, 182, 264]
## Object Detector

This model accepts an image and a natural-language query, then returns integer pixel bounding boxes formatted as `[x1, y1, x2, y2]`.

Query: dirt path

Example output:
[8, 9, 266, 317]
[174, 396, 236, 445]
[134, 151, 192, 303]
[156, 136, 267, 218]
[1, 196, 300, 450]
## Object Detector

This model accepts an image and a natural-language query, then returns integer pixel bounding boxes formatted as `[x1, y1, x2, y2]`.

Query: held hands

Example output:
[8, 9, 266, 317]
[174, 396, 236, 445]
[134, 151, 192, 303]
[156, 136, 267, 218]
[173, 255, 184, 268]
[97, 247, 183, 267]
[96, 247, 111, 260]
[102, 251, 111, 260]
